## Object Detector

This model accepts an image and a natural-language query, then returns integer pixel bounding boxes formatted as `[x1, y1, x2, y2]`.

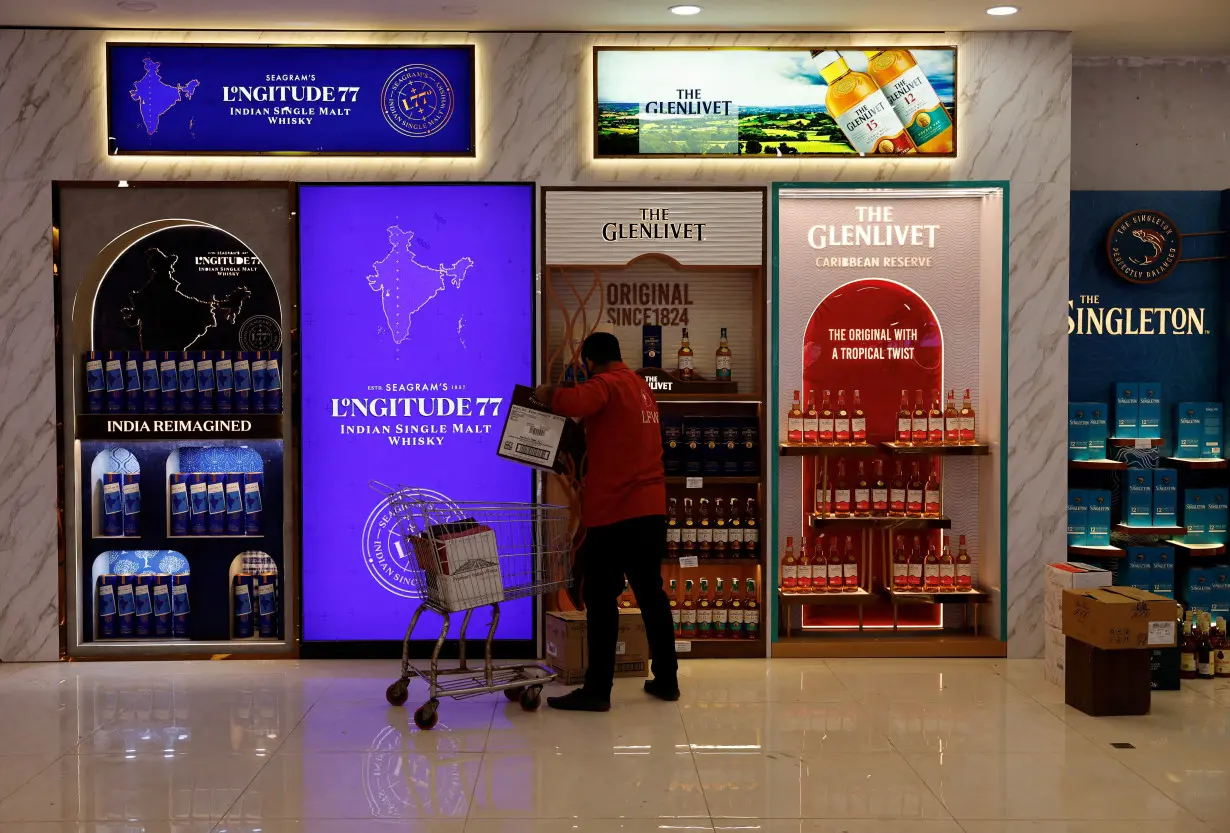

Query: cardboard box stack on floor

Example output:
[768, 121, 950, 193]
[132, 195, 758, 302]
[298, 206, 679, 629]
[545, 609, 649, 686]
[1044, 562, 1112, 685]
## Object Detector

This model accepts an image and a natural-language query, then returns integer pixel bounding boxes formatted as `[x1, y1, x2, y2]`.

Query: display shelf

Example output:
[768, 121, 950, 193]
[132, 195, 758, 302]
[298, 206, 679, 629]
[666, 476, 761, 486]
[773, 633, 1006, 658]
[779, 443, 878, 457]
[810, 514, 951, 530]
[664, 557, 761, 566]
[657, 393, 762, 404]
[637, 367, 739, 398]
[1069, 459, 1128, 471]
[1067, 544, 1126, 558]
[1165, 540, 1228, 557]
[880, 442, 991, 456]
[71, 639, 288, 658]
[76, 413, 283, 442]
[778, 588, 875, 606]
[1108, 437, 1164, 448]
[1162, 456, 1228, 470]
[884, 587, 991, 605]
[1112, 524, 1187, 537]
[676, 636, 764, 658]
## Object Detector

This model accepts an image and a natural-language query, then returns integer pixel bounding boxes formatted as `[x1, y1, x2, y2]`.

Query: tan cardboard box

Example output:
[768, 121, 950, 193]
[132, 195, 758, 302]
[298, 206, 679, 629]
[545, 609, 649, 686]
[1044, 623, 1066, 686]
[1061, 586, 1180, 650]
[1045, 562, 1112, 629]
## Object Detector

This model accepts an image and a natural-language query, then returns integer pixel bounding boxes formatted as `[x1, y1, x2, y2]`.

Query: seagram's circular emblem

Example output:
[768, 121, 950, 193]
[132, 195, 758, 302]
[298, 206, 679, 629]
[362, 486, 463, 599]
[380, 64, 456, 138]
[1106, 210, 1183, 284]
[238, 314, 283, 351]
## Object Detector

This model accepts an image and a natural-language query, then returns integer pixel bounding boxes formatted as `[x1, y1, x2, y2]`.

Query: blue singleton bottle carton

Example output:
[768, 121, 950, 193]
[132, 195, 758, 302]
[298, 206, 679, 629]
[1068, 403, 1089, 461]
[1138, 382, 1162, 439]
[124, 351, 143, 413]
[1116, 547, 1154, 591]
[1152, 546, 1175, 597]
[215, 350, 234, 413]
[1068, 489, 1088, 547]
[234, 352, 253, 413]
[101, 472, 124, 537]
[195, 351, 215, 414]
[84, 351, 105, 413]
[206, 473, 227, 535]
[177, 354, 197, 413]
[243, 472, 264, 535]
[1177, 403, 1202, 457]
[140, 351, 160, 413]
[1114, 383, 1139, 439]
[1087, 489, 1112, 546]
[225, 474, 245, 534]
[159, 351, 179, 413]
[1125, 468, 1153, 527]
[1184, 488, 1210, 544]
[1152, 468, 1178, 526]
[169, 473, 190, 536]
[121, 472, 141, 537]
[1202, 403, 1223, 459]
[1208, 489, 1228, 543]
[188, 473, 208, 536]
[1086, 403, 1108, 460]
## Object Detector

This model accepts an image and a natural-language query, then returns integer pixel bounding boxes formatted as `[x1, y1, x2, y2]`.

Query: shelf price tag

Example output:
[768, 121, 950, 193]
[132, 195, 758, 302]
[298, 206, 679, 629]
[674, 640, 692, 653]
[678, 556, 700, 569]
[1134, 439, 1153, 449]
[686, 477, 703, 489]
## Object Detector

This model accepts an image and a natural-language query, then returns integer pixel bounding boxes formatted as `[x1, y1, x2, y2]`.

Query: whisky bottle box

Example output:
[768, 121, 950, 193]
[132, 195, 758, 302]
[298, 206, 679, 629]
[105, 350, 126, 413]
[121, 473, 141, 537]
[661, 415, 683, 475]
[1067, 489, 1089, 547]
[1114, 383, 1139, 439]
[642, 325, 663, 369]
[1138, 383, 1162, 439]
[84, 351, 105, 413]
[1183, 488, 1211, 543]
[1115, 547, 1154, 591]
[1067, 403, 1089, 461]
[1087, 490, 1112, 546]
[1152, 468, 1178, 526]
[123, 351, 142, 413]
[1181, 567, 1219, 614]
[1087, 403, 1108, 459]
[1152, 547, 1176, 598]
[1177, 403, 1202, 457]
[1124, 468, 1153, 527]
[1208, 490, 1228, 542]
[1202, 403, 1223, 459]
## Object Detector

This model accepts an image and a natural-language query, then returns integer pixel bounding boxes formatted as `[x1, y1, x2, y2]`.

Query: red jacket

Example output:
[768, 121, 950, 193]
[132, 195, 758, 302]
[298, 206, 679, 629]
[550, 362, 666, 528]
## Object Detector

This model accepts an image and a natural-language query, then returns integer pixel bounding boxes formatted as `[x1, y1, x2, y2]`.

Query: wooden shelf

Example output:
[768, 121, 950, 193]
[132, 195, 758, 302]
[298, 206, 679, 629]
[1165, 540, 1228, 557]
[810, 514, 950, 530]
[884, 587, 990, 605]
[658, 393, 762, 403]
[779, 443, 878, 456]
[1068, 544, 1126, 558]
[1162, 457, 1228, 470]
[76, 413, 283, 442]
[1113, 524, 1187, 536]
[1108, 437, 1164, 448]
[667, 475, 761, 486]
[880, 442, 991, 456]
[773, 634, 1006, 659]
[778, 588, 875, 606]
[1069, 459, 1128, 471]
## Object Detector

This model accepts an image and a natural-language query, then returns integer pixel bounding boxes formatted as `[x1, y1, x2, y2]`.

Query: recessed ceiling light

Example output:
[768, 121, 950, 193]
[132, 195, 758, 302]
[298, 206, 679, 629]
[985, 5, 1019, 14]
[117, 1, 157, 11]
[669, 5, 703, 15]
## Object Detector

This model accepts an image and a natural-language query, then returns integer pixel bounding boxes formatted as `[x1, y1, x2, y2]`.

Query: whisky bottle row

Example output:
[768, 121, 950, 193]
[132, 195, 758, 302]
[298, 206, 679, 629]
[781, 535, 860, 593]
[667, 497, 760, 558]
[785, 388, 976, 446]
[1180, 611, 1230, 680]
[890, 534, 975, 593]
[663, 577, 760, 640]
[780, 533, 976, 594]
[676, 327, 733, 382]
[814, 460, 942, 519]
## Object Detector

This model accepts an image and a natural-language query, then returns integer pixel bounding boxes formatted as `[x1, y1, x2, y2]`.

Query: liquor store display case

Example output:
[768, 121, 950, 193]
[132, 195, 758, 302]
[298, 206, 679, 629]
[542, 187, 769, 657]
[772, 183, 1008, 657]
[55, 182, 298, 658]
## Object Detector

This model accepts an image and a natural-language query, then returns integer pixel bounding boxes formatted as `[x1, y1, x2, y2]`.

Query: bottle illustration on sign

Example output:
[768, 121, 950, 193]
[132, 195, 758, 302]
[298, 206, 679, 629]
[813, 51, 916, 155]
[863, 49, 955, 153]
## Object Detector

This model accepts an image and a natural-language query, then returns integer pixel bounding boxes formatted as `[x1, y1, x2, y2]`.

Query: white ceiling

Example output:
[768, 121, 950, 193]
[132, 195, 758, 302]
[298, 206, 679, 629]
[2, 0, 1229, 56]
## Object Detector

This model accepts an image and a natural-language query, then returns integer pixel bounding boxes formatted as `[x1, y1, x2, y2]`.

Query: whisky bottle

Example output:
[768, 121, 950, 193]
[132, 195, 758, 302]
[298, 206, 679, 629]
[713, 577, 729, 638]
[815, 471, 830, 518]
[682, 498, 697, 552]
[906, 462, 924, 517]
[1180, 612, 1197, 680]
[944, 389, 960, 444]
[924, 464, 941, 518]
[697, 578, 713, 638]
[896, 390, 912, 443]
[928, 390, 944, 445]
[892, 536, 909, 589]
[854, 460, 871, 517]
[911, 389, 928, 445]
[851, 389, 867, 444]
[1216, 617, 1230, 678]
[698, 498, 713, 556]
[715, 327, 732, 381]
[681, 579, 697, 638]
[744, 498, 759, 556]
[803, 390, 820, 445]
[955, 534, 973, 590]
[872, 460, 889, 517]
[678, 328, 695, 381]
[889, 461, 907, 517]
[835, 390, 851, 444]
[788, 390, 804, 444]
[1198, 613, 1215, 679]
[863, 49, 955, 154]
[781, 536, 798, 592]
[827, 537, 843, 594]
[923, 541, 940, 592]
[728, 578, 745, 637]
[744, 579, 761, 639]
[842, 535, 859, 592]
[620, 579, 635, 609]
[814, 52, 916, 155]
[960, 389, 977, 444]
[667, 498, 681, 558]
[669, 579, 681, 636]
[713, 498, 728, 554]
[796, 539, 813, 592]
[908, 535, 924, 589]
[728, 497, 743, 554]
[833, 459, 852, 517]
[812, 536, 829, 592]
[938, 535, 955, 592]
[818, 390, 836, 445]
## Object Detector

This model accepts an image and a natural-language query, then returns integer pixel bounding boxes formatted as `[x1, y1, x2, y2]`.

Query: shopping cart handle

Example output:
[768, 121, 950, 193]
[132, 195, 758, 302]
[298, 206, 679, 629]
[369, 480, 394, 495]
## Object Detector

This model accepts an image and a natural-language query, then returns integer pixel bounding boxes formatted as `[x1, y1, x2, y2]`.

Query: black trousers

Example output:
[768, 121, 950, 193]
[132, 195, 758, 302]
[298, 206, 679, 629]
[581, 514, 678, 696]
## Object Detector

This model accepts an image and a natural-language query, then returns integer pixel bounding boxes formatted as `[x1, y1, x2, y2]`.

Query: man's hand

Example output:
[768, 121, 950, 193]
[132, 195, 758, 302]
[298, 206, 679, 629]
[533, 384, 555, 406]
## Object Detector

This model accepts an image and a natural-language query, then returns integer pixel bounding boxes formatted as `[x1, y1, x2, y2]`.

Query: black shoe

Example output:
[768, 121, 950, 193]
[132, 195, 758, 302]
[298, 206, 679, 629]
[643, 678, 681, 702]
[547, 688, 611, 712]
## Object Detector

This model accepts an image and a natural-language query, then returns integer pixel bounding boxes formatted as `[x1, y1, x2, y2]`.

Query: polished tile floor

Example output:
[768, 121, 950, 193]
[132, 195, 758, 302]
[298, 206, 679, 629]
[0, 657, 1227, 832]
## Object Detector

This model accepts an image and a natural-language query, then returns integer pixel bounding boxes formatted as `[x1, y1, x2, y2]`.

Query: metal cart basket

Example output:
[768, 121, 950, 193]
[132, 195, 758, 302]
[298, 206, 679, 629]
[370, 482, 574, 728]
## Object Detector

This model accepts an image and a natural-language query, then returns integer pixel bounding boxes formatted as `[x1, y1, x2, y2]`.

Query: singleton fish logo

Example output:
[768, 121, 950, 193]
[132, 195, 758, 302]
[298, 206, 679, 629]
[1106, 210, 1182, 284]
[1129, 228, 1166, 266]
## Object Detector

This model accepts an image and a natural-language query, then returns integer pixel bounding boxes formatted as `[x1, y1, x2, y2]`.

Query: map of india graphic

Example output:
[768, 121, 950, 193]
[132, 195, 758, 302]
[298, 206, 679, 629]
[129, 58, 200, 136]
[368, 226, 474, 345]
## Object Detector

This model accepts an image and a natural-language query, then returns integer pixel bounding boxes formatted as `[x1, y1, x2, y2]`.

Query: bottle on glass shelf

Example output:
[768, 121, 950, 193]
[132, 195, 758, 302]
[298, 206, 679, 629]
[938, 535, 955, 592]
[715, 328, 732, 381]
[812, 536, 829, 592]
[872, 460, 889, 517]
[906, 462, 924, 517]
[1215, 617, 1230, 679]
[924, 465, 942, 517]
[854, 460, 871, 517]
[713, 577, 729, 638]
[960, 388, 977, 444]
[781, 536, 799, 592]
[620, 580, 635, 609]
[827, 536, 843, 594]
[842, 535, 859, 592]
[896, 390, 912, 443]
[728, 497, 744, 554]
[698, 498, 713, 555]
[728, 578, 745, 638]
[787, 390, 804, 444]
[819, 390, 836, 445]
[815, 473, 830, 518]
[713, 498, 728, 554]
[681, 580, 697, 638]
[744, 499, 759, 556]
[892, 536, 909, 589]
[928, 390, 944, 445]
[833, 459, 852, 517]
[908, 535, 925, 589]
[955, 535, 973, 590]
[1180, 612, 1197, 680]
[944, 389, 960, 444]
[669, 579, 681, 636]
[851, 390, 867, 444]
[923, 540, 941, 592]
[835, 390, 851, 443]
[803, 390, 820, 445]
[667, 498, 681, 558]
[682, 498, 697, 553]
[911, 389, 928, 444]
[1198, 612, 1215, 679]
[744, 579, 761, 639]
[678, 328, 695, 381]
[889, 461, 907, 517]
[796, 539, 813, 592]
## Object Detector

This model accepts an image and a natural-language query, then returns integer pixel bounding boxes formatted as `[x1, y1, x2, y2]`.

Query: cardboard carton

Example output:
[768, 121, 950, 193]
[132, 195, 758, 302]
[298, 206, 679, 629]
[1044, 623, 1066, 685]
[1061, 586, 1180, 650]
[1045, 562, 1112, 629]
[544, 608, 649, 686]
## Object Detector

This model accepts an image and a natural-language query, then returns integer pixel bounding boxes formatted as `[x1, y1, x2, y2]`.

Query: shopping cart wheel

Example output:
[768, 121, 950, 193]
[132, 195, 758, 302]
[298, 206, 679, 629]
[520, 685, 543, 711]
[504, 687, 525, 702]
[414, 700, 440, 730]
[386, 679, 410, 707]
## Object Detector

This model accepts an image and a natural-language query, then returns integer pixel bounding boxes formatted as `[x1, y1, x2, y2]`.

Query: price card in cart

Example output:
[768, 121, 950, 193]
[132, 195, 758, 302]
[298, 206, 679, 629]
[498, 385, 568, 469]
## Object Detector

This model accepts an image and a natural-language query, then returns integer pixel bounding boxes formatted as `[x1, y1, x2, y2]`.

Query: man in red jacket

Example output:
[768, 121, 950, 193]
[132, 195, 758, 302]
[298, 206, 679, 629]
[535, 332, 679, 711]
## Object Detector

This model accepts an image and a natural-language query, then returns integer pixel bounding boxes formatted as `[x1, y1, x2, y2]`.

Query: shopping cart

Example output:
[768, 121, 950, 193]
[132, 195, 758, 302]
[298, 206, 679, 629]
[370, 482, 574, 729]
